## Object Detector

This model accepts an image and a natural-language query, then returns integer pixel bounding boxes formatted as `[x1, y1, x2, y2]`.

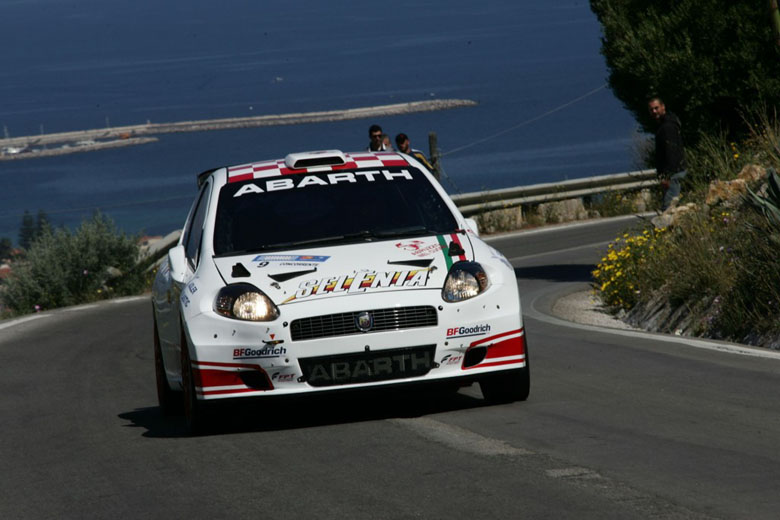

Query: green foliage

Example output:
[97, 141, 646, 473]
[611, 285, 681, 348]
[17, 209, 52, 250]
[746, 168, 780, 233]
[590, 0, 780, 144]
[0, 238, 11, 260]
[0, 213, 145, 315]
[18, 210, 36, 250]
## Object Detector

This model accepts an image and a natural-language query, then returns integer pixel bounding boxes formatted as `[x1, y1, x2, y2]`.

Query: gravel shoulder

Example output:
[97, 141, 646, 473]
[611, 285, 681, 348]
[551, 290, 638, 330]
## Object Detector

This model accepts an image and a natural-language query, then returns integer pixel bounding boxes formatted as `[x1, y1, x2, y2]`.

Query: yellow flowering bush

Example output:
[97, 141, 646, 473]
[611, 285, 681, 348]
[592, 228, 668, 310]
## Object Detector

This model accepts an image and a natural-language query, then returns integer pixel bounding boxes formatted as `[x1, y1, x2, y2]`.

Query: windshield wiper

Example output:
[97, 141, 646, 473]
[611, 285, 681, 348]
[373, 226, 449, 239]
[215, 231, 379, 257]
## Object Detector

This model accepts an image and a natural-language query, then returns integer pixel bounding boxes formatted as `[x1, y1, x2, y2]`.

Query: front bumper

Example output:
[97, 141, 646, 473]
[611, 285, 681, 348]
[184, 286, 525, 400]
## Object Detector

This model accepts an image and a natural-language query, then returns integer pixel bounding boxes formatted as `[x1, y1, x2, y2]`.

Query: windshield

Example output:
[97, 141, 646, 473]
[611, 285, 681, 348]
[213, 167, 459, 256]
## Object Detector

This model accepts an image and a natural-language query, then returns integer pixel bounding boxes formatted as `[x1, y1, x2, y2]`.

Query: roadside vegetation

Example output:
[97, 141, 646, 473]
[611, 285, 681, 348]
[588, 1, 780, 348]
[0, 213, 148, 317]
[593, 116, 780, 347]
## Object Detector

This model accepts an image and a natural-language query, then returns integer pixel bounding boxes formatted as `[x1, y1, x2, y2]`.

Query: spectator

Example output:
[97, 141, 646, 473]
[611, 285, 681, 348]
[381, 133, 394, 151]
[648, 97, 686, 210]
[367, 124, 389, 151]
[395, 133, 433, 170]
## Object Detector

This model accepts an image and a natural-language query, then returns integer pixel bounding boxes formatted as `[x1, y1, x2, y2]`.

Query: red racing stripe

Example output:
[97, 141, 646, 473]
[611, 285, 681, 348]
[469, 328, 524, 347]
[228, 173, 254, 183]
[485, 335, 525, 359]
[449, 233, 467, 261]
[380, 159, 409, 167]
[200, 388, 264, 396]
[196, 368, 246, 388]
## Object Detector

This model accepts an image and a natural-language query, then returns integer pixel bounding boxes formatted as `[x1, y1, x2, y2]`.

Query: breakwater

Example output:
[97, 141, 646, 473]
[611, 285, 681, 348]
[0, 99, 477, 161]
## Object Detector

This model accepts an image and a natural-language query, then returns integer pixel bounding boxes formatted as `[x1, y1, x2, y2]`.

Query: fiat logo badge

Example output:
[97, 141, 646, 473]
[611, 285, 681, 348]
[355, 311, 373, 332]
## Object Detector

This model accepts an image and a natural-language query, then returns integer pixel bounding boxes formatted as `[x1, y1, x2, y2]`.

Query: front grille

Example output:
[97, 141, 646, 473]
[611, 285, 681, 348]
[290, 306, 438, 341]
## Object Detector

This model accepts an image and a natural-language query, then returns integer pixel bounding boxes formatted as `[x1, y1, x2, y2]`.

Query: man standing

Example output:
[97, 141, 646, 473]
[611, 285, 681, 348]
[395, 132, 433, 171]
[648, 97, 686, 210]
[367, 124, 389, 151]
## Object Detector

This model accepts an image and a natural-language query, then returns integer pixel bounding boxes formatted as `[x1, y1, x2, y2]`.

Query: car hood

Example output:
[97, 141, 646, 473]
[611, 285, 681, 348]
[211, 233, 473, 306]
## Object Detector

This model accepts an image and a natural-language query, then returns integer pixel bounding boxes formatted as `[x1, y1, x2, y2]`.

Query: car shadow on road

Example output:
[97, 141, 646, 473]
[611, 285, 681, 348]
[119, 384, 489, 438]
[514, 263, 595, 283]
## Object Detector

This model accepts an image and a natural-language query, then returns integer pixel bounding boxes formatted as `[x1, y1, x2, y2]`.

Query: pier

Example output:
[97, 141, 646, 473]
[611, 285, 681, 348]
[0, 99, 477, 161]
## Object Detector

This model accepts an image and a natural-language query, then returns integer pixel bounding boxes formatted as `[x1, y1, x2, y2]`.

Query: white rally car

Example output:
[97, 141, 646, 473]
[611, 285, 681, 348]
[152, 150, 529, 431]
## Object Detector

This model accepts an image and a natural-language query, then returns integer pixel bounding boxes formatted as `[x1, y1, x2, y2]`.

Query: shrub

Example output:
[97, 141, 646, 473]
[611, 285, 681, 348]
[592, 227, 668, 310]
[0, 213, 145, 315]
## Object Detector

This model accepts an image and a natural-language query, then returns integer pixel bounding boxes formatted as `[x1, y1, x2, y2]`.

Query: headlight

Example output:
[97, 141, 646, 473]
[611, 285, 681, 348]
[214, 283, 279, 321]
[442, 262, 490, 302]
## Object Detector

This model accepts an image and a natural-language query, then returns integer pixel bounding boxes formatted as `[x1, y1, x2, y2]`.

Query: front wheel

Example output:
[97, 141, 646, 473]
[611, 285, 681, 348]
[154, 313, 181, 415]
[479, 366, 530, 404]
[181, 330, 211, 435]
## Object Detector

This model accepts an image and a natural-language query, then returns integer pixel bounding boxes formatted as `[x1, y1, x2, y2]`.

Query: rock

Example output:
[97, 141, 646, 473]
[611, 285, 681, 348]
[535, 198, 588, 224]
[703, 164, 767, 207]
[705, 178, 747, 206]
[475, 206, 523, 234]
[633, 189, 653, 212]
[651, 202, 698, 229]
[105, 266, 123, 279]
[737, 164, 766, 183]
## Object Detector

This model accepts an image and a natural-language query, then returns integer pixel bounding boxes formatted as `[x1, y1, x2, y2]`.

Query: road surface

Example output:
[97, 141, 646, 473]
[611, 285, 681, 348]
[2, 216, 779, 519]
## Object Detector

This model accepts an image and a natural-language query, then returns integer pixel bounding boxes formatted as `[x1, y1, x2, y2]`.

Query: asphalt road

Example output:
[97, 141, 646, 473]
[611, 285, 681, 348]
[2, 215, 780, 519]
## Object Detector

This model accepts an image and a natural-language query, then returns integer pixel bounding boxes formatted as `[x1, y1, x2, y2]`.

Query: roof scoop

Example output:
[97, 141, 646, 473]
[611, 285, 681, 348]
[285, 150, 347, 169]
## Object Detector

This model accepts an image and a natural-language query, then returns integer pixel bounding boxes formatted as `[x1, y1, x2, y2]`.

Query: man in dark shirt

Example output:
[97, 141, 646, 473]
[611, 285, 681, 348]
[649, 97, 686, 210]
[395, 133, 433, 170]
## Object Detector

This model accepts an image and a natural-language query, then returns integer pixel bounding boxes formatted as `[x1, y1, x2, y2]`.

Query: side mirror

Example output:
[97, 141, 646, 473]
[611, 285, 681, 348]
[465, 218, 480, 237]
[168, 245, 188, 283]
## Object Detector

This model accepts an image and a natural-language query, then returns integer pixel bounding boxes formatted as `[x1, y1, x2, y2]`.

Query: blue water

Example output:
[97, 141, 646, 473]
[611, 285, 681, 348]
[0, 0, 638, 242]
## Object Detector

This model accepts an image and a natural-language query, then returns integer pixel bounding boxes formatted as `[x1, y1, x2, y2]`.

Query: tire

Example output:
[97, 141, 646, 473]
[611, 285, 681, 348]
[479, 344, 530, 404]
[180, 328, 211, 435]
[154, 313, 182, 415]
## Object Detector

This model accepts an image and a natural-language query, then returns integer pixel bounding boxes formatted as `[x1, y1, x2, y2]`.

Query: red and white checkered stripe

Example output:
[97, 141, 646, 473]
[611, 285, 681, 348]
[227, 152, 409, 183]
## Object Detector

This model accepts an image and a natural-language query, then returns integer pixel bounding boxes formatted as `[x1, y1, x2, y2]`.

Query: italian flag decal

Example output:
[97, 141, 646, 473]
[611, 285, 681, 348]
[437, 233, 467, 269]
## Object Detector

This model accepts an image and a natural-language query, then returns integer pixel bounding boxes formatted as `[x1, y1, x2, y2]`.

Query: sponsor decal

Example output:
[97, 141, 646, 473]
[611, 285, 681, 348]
[446, 323, 491, 339]
[233, 169, 414, 198]
[282, 268, 431, 304]
[252, 254, 330, 263]
[271, 371, 295, 383]
[395, 240, 445, 258]
[233, 346, 287, 360]
[440, 354, 463, 366]
[187, 282, 198, 295]
[180, 293, 190, 308]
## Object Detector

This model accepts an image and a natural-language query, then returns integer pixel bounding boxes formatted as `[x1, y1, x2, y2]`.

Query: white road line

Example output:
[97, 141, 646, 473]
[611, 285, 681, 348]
[0, 295, 149, 332]
[508, 240, 610, 263]
[0, 314, 49, 331]
[483, 213, 653, 242]
[389, 416, 533, 457]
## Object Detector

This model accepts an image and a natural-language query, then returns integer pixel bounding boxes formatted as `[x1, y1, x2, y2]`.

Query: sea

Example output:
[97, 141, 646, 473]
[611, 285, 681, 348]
[0, 0, 640, 242]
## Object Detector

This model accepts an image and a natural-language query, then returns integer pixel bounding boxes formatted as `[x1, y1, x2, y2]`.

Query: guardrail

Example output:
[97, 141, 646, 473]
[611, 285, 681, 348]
[451, 169, 657, 216]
